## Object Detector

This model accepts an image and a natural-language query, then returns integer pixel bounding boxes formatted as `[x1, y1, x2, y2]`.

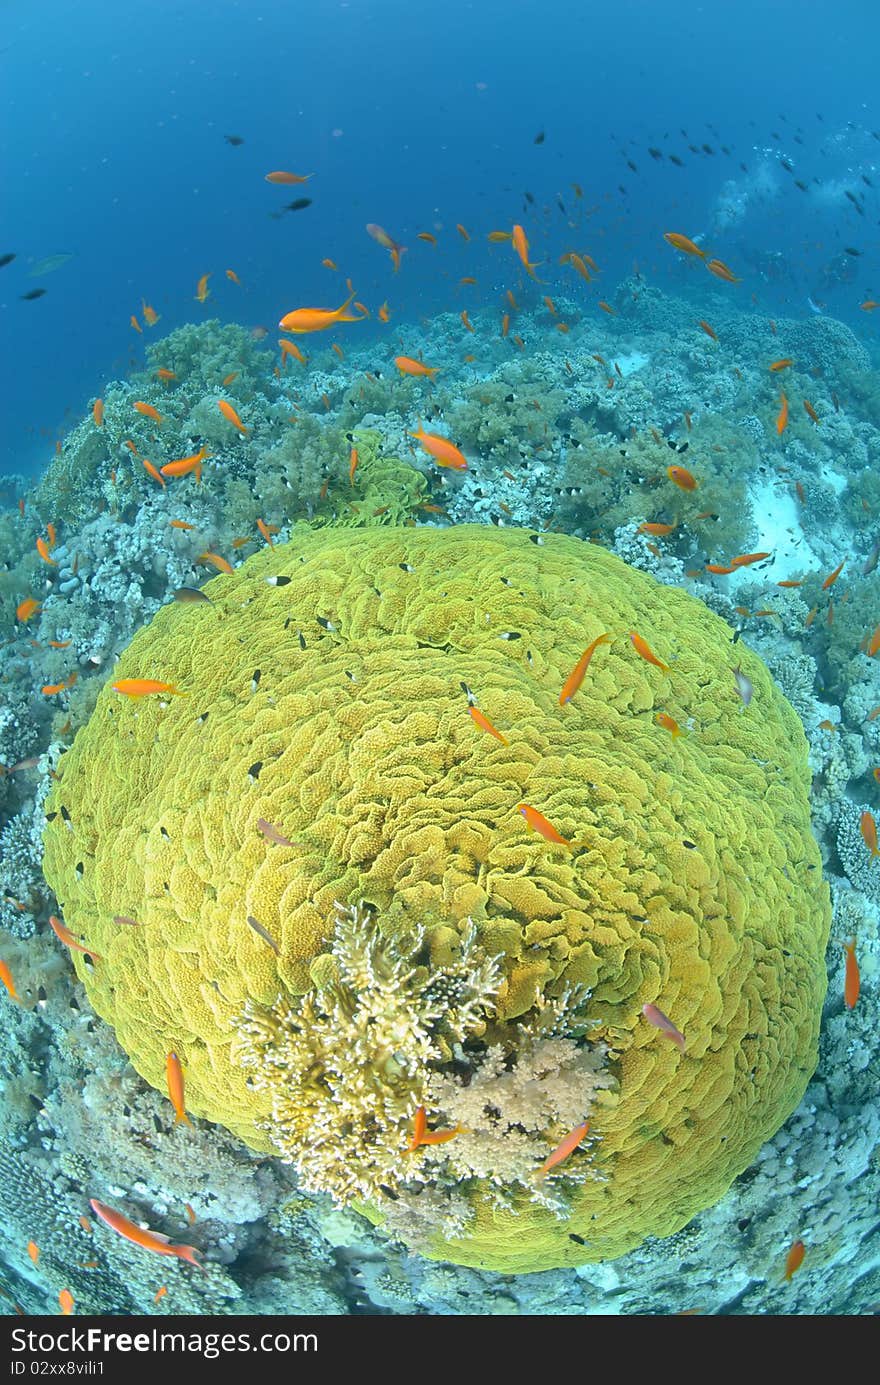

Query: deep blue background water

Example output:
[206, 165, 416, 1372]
[1, 0, 878, 474]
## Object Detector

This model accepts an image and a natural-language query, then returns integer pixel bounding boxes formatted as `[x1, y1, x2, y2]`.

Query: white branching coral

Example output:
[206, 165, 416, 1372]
[234, 901, 613, 1230]
[234, 901, 502, 1203]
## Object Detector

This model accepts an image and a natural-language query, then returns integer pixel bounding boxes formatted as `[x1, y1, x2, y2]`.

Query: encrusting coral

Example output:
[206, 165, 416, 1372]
[42, 524, 830, 1273]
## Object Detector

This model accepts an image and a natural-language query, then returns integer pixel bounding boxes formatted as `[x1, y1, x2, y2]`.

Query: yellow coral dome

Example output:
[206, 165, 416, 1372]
[42, 524, 830, 1273]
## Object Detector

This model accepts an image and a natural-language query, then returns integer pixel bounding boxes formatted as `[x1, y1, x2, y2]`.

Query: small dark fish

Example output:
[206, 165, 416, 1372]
[740, 161, 749, 172]
[794, 180, 808, 192]
[524, 190, 535, 205]
[20, 288, 46, 301]
[246, 915, 280, 954]
[557, 197, 567, 214]
[533, 130, 545, 144]
[844, 246, 861, 256]
[224, 134, 244, 146]
[863, 174, 875, 187]
[721, 144, 732, 155]
[626, 159, 638, 172]
[173, 586, 214, 605]
[689, 144, 700, 154]
[780, 158, 794, 172]
[648, 147, 663, 161]
[669, 154, 684, 167]
[702, 143, 714, 154]
[0, 253, 15, 269]
[285, 197, 312, 212]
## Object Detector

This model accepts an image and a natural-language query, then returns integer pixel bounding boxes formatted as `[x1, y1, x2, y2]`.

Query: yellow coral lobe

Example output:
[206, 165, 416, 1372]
[42, 525, 829, 1274]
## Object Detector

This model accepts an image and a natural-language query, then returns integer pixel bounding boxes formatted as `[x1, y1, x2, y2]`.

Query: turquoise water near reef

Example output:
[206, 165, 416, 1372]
[0, 0, 878, 1317]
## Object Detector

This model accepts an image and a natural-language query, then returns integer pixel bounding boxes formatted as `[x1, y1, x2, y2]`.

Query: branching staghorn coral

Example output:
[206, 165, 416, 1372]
[235, 901, 613, 1240]
[235, 901, 503, 1204]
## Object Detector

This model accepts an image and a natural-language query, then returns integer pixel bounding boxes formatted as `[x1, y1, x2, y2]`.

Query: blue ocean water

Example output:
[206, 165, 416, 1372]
[2, 0, 878, 472]
[1, 0, 879, 1321]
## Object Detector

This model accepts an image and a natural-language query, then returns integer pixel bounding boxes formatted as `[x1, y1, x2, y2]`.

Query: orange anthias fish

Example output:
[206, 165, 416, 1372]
[511, 224, 540, 279]
[348, 448, 358, 485]
[194, 273, 212, 303]
[27, 1241, 39, 1267]
[468, 705, 508, 745]
[133, 401, 163, 422]
[776, 392, 789, 434]
[698, 319, 718, 341]
[36, 536, 56, 565]
[279, 338, 307, 366]
[769, 358, 794, 371]
[867, 624, 880, 658]
[112, 678, 187, 698]
[630, 631, 670, 672]
[860, 809, 879, 858]
[365, 223, 406, 271]
[378, 301, 390, 322]
[667, 464, 697, 491]
[166, 1052, 190, 1125]
[408, 426, 468, 471]
[278, 290, 364, 334]
[225, 269, 241, 285]
[559, 633, 611, 705]
[0, 959, 20, 1003]
[49, 915, 102, 960]
[256, 518, 275, 548]
[406, 1106, 460, 1152]
[142, 458, 167, 488]
[803, 399, 820, 424]
[844, 938, 860, 1009]
[93, 398, 104, 426]
[89, 1199, 203, 1270]
[198, 551, 234, 574]
[218, 399, 248, 433]
[16, 597, 41, 623]
[534, 1120, 591, 1180]
[784, 1239, 806, 1282]
[394, 356, 440, 378]
[265, 170, 311, 184]
[161, 445, 210, 480]
[655, 712, 683, 737]
[517, 804, 573, 849]
[706, 257, 740, 282]
[142, 301, 160, 327]
[222, 370, 239, 387]
[156, 368, 176, 381]
[59, 1289, 74, 1315]
[731, 552, 772, 568]
[130, 314, 142, 334]
[417, 231, 438, 245]
[638, 521, 677, 536]
[642, 1002, 686, 1051]
[663, 232, 705, 258]
[822, 559, 845, 589]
